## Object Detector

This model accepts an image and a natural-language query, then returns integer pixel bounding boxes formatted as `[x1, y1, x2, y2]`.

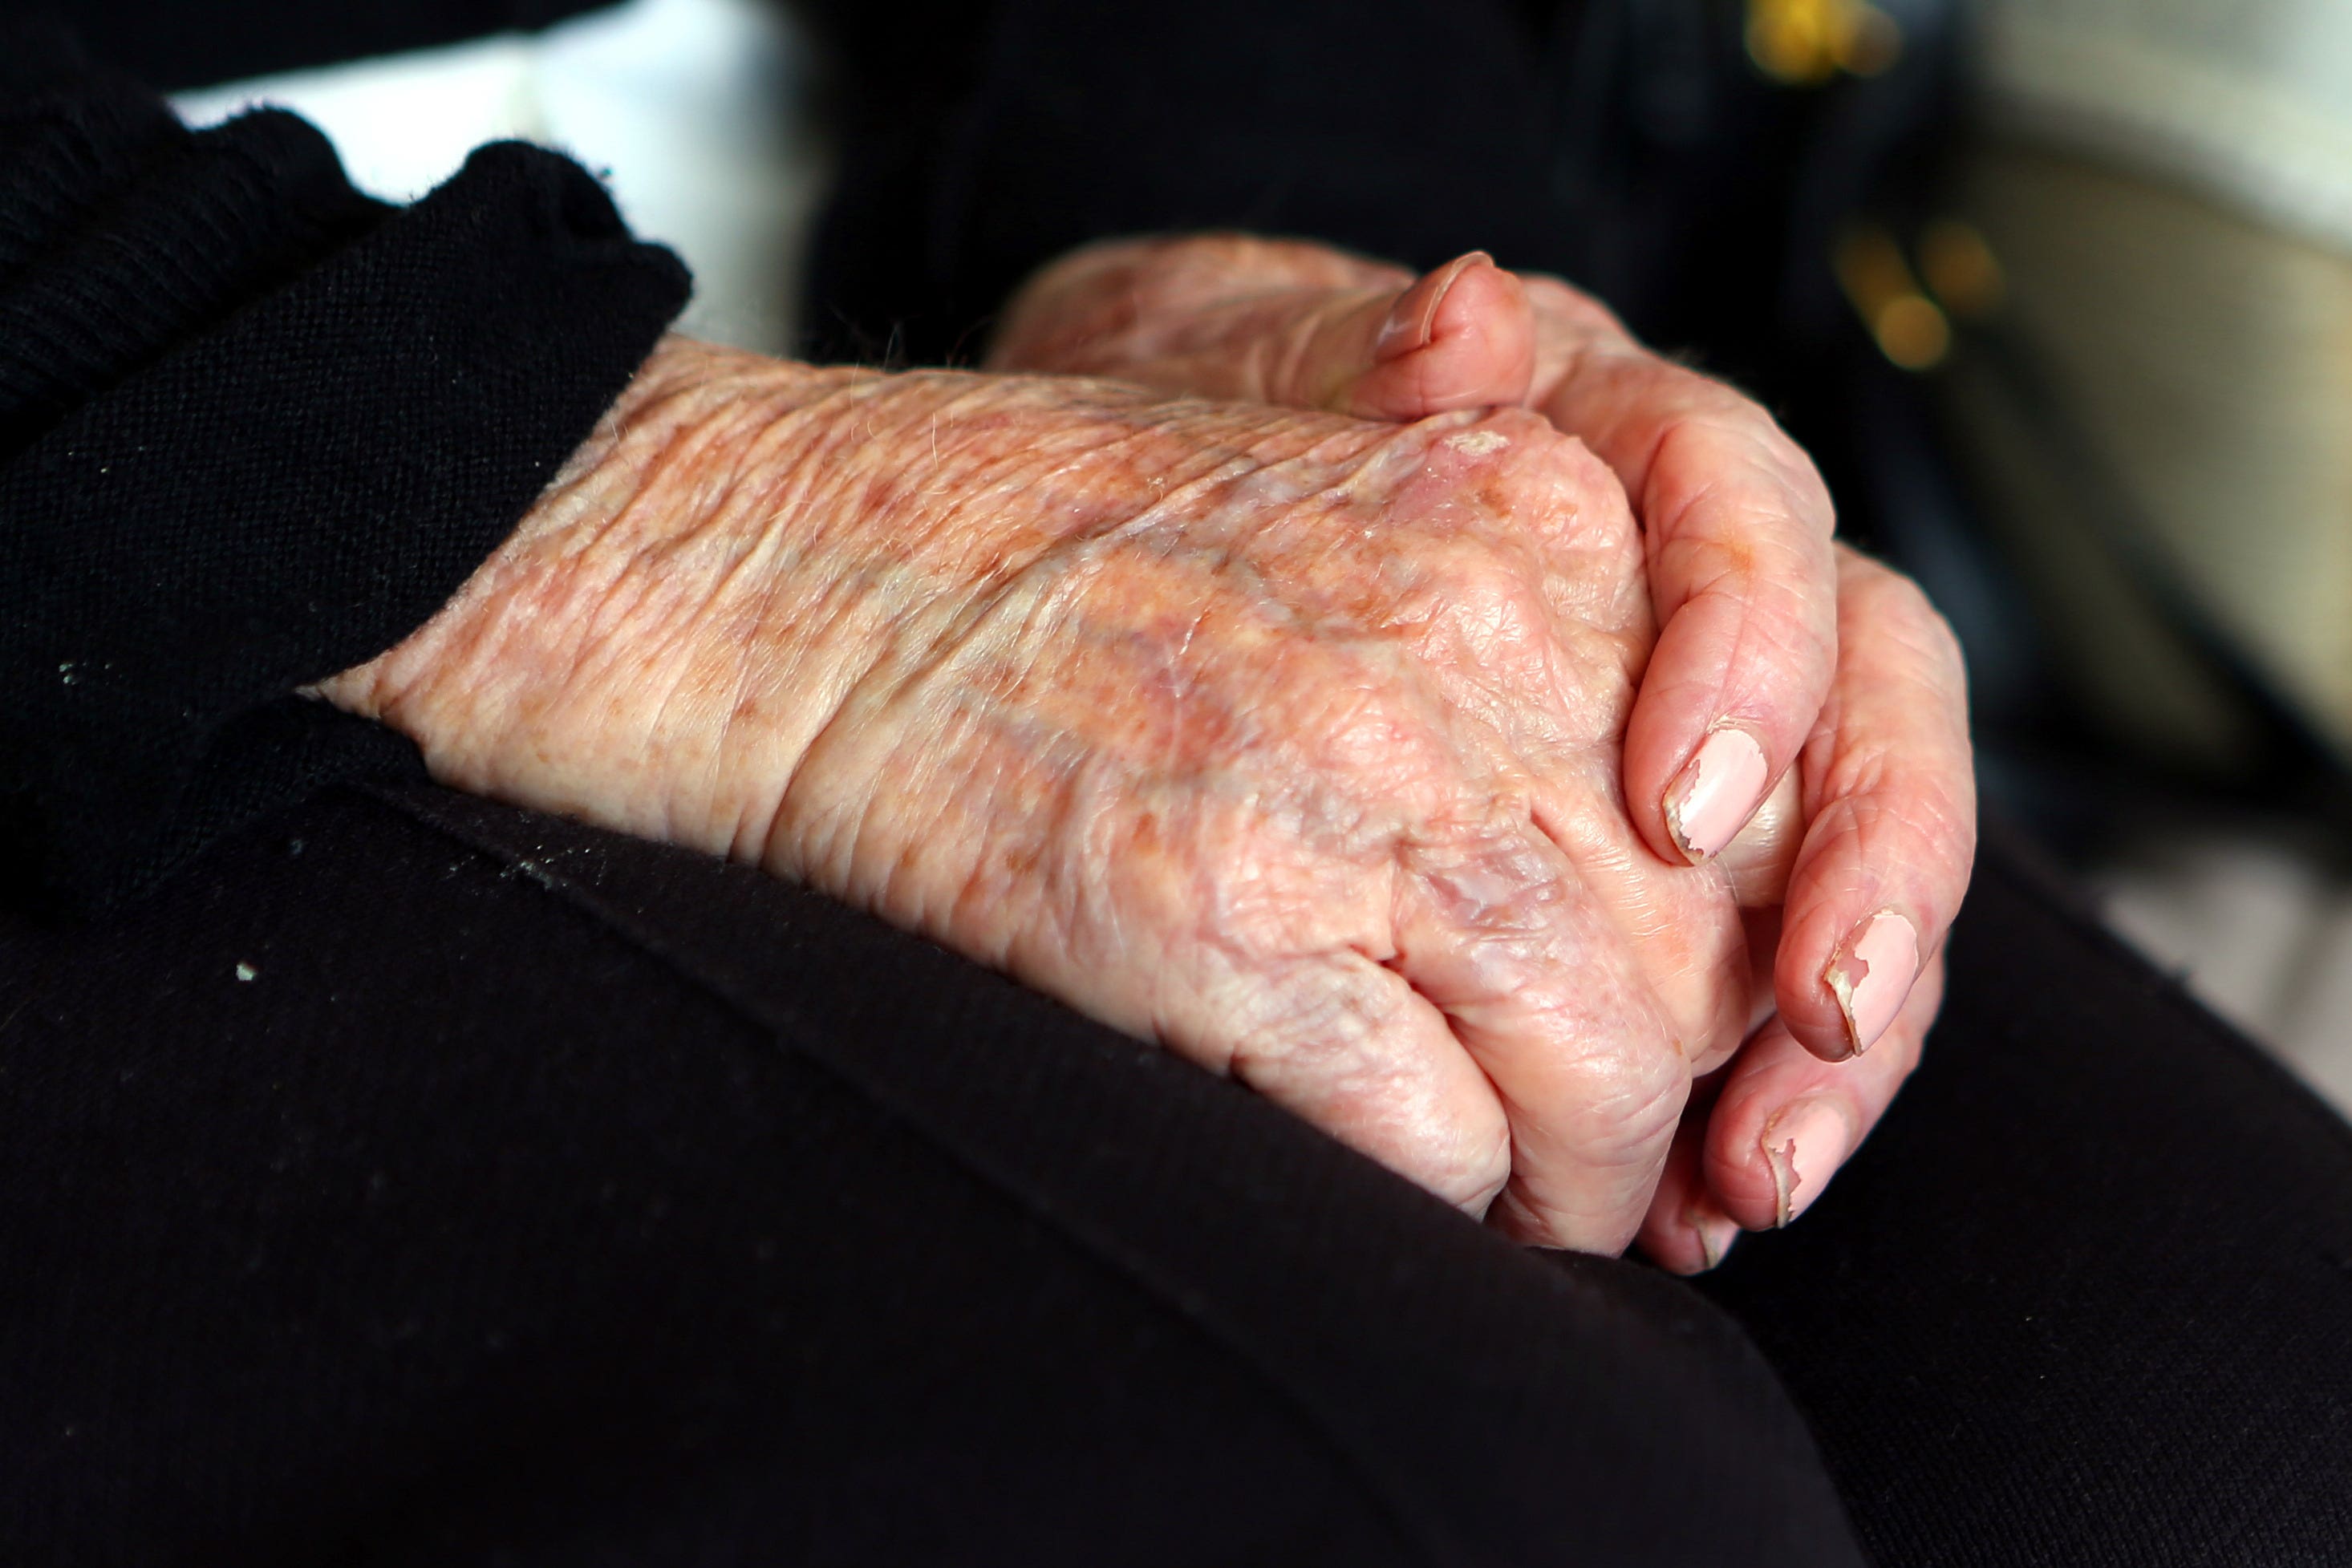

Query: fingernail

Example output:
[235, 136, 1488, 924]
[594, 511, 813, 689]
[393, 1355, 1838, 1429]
[1826, 909, 1920, 1055]
[1689, 1201, 1742, 1271]
[1375, 251, 1492, 362]
[1762, 1098, 1852, 1228]
[1665, 727, 1770, 862]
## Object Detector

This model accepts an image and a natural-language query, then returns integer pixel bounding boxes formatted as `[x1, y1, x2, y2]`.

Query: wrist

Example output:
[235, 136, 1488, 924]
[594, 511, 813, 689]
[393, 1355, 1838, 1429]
[313, 335, 888, 857]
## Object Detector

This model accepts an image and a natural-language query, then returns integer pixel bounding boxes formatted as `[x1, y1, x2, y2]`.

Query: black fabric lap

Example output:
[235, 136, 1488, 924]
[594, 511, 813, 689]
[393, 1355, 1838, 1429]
[0, 789, 1413, 1565]
[0, 784, 1867, 1566]
[379, 781, 1870, 1568]
[1701, 830, 2352, 1566]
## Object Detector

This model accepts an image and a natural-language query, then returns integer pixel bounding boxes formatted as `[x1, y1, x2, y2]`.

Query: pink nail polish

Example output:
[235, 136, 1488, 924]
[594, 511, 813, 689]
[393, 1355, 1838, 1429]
[1689, 1203, 1742, 1271]
[1374, 251, 1491, 362]
[1826, 910, 1920, 1055]
[1762, 1098, 1853, 1228]
[1665, 727, 1769, 862]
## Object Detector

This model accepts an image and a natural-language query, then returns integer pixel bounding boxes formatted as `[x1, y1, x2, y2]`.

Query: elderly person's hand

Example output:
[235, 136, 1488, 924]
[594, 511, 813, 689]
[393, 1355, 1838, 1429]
[987, 236, 1976, 1268]
[318, 335, 1800, 1255]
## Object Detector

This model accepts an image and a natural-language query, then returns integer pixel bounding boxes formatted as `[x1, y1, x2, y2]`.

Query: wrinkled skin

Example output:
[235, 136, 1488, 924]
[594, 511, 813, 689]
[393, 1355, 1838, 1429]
[990, 234, 1977, 1268]
[320, 338, 1774, 1253]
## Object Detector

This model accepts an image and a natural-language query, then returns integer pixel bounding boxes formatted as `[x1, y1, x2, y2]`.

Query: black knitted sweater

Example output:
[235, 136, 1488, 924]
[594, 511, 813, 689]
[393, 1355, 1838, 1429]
[0, 8, 689, 914]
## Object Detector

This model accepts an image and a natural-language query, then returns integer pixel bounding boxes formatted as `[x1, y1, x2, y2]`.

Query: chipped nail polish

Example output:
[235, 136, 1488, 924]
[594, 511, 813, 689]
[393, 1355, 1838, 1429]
[1827, 909, 1920, 1055]
[1690, 1203, 1742, 1271]
[1665, 727, 1769, 862]
[1762, 1098, 1852, 1228]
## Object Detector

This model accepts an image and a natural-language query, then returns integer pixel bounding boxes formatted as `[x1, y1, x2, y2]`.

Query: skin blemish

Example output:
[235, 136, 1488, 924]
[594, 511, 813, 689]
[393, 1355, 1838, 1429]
[1442, 430, 1511, 457]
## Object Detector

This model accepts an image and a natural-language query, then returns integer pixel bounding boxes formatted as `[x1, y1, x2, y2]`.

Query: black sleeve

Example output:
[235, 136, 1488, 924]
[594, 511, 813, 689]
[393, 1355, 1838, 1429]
[0, 17, 691, 915]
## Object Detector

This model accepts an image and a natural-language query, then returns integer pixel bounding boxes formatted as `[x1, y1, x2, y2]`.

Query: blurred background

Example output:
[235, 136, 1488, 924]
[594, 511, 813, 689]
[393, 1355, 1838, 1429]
[168, 0, 2352, 1109]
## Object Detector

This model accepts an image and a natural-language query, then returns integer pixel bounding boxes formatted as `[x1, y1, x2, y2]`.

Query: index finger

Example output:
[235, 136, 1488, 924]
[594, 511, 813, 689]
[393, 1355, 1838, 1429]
[1523, 278, 1839, 871]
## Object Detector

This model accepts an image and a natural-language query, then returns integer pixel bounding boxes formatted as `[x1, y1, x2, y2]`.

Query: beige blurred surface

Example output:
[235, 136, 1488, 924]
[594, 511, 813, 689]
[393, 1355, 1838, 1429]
[1949, 144, 2352, 764]
[1953, 3, 2352, 1116]
[1969, 0, 2352, 256]
[2094, 835, 2352, 1116]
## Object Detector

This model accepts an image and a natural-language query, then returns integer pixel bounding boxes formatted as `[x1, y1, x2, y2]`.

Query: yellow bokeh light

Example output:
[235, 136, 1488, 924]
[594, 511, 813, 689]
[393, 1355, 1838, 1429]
[1919, 219, 2008, 320]
[1747, 0, 1904, 87]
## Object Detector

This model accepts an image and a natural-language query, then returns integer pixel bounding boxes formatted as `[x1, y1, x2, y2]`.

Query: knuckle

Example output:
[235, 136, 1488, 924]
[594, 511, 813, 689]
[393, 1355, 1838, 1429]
[1446, 1110, 1517, 1213]
[1295, 678, 1456, 808]
[1655, 537, 1839, 696]
[1435, 419, 1644, 573]
[1220, 955, 1406, 1092]
[1524, 274, 1621, 335]
[1649, 430, 1834, 557]
[1443, 549, 1550, 643]
[1232, 962, 1514, 1211]
[1853, 549, 1928, 615]
[1241, 970, 1398, 1078]
[1679, 375, 1770, 433]
[1807, 768, 1977, 893]
[1677, 387, 1824, 503]
[1546, 1023, 1689, 1157]
[1658, 516, 1782, 594]
[1916, 602, 1969, 687]
[1851, 557, 1932, 623]
[1844, 561, 1969, 685]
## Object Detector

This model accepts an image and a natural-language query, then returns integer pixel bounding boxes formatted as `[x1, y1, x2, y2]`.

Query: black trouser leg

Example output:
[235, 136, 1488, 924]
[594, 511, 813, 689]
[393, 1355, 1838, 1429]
[1701, 829, 2352, 1566]
[0, 785, 1863, 1566]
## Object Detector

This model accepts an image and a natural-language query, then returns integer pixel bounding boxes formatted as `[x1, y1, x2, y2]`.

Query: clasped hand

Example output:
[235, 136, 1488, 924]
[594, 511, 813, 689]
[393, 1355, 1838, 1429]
[319, 236, 1973, 1269]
